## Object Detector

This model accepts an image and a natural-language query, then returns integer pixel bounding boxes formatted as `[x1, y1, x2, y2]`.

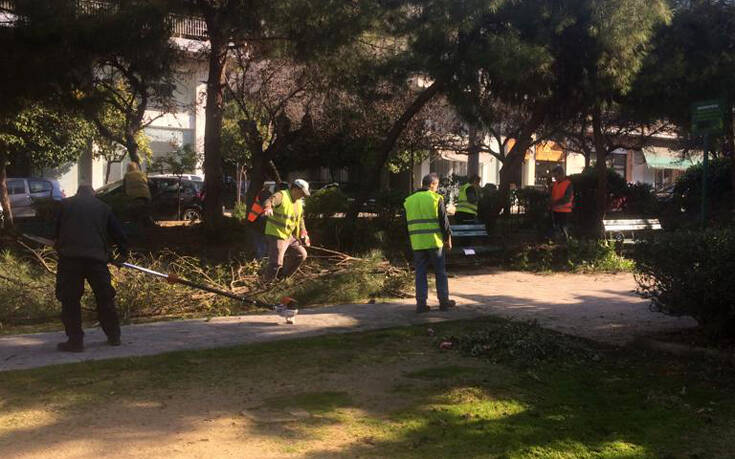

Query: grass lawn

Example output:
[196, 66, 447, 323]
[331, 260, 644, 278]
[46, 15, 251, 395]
[1, 317, 733, 458]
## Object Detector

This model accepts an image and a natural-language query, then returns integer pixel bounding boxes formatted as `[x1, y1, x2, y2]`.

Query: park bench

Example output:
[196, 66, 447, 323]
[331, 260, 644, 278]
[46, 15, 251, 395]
[602, 218, 662, 245]
[450, 223, 500, 255]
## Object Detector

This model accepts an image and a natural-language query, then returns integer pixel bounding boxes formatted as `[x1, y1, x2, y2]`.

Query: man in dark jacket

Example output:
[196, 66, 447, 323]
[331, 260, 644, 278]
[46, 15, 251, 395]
[54, 184, 128, 352]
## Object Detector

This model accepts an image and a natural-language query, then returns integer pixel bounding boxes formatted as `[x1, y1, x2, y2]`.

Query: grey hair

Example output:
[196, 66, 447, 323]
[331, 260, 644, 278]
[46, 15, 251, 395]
[422, 173, 439, 187]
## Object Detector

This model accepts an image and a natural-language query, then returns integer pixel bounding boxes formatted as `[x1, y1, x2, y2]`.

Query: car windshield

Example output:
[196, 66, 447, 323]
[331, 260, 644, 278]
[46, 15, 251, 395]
[96, 180, 123, 194]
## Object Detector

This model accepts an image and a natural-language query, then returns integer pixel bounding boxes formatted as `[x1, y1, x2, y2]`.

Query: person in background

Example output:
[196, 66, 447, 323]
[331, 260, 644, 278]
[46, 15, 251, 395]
[261, 179, 311, 282]
[454, 175, 481, 223]
[54, 184, 128, 352]
[404, 173, 456, 313]
[247, 183, 272, 260]
[549, 166, 574, 242]
[123, 162, 152, 226]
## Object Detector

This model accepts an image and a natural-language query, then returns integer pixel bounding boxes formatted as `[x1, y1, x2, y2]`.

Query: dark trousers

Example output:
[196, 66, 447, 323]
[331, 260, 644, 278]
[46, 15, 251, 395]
[413, 247, 450, 308]
[552, 212, 570, 241]
[56, 257, 120, 343]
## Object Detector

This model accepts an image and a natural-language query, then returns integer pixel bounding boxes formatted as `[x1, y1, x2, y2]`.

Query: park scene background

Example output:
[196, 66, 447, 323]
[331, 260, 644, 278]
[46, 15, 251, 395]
[1, 1, 735, 457]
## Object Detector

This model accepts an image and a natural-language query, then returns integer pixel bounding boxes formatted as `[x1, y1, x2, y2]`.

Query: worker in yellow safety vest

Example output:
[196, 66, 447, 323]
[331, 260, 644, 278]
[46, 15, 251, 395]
[454, 175, 481, 223]
[549, 166, 574, 241]
[404, 173, 456, 313]
[262, 179, 311, 282]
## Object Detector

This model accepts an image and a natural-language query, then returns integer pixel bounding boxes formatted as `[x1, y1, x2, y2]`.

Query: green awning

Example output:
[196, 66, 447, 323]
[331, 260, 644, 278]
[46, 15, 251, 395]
[642, 147, 702, 171]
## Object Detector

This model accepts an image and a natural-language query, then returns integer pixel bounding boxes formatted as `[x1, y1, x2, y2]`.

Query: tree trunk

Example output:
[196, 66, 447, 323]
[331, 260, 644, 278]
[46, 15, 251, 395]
[496, 153, 525, 216]
[202, 34, 228, 232]
[345, 80, 444, 223]
[0, 156, 13, 230]
[726, 103, 735, 211]
[467, 125, 481, 178]
[245, 154, 267, 210]
[592, 103, 608, 237]
[125, 130, 141, 165]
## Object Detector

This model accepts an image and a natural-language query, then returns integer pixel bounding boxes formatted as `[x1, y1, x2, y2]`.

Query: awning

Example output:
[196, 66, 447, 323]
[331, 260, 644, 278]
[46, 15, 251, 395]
[535, 141, 565, 162]
[642, 147, 702, 170]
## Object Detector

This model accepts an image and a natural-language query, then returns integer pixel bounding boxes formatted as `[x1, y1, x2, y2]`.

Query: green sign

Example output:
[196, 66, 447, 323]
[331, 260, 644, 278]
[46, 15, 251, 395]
[692, 99, 724, 135]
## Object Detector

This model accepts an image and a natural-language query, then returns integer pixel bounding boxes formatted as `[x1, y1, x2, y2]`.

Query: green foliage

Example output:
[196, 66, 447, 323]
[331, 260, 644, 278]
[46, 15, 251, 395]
[509, 240, 634, 273]
[447, 320, 597, 368]
[0, 250, 59, 327]
[567, 239, 635, 273]
[671, 156, 733, 225]
[0, 103, 92, 170]
[232, 202, 248, 222]
[634, 229, 735, 337]
[150, 144, 199, 177]
[303, 186, 350, 219]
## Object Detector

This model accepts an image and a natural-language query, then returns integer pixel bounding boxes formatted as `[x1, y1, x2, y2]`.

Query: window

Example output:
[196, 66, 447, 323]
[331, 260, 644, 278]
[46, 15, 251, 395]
[29, 180, 52, 194]
[608, 153, 627, 180]
[7, 180, 25, 195]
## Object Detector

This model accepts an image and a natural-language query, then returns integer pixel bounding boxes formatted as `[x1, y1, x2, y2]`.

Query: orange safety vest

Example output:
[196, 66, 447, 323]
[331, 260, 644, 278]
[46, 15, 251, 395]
[247, 194, 265, 222]
[551, 178, 573, 213]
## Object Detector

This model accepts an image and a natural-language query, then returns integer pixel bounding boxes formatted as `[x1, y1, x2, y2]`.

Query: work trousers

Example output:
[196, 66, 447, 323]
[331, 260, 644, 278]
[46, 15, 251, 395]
[413, 247, 450, 308]
[56, 257, 120, 343]
[263, 235, 307, 281]
[552, 211, 571, 242]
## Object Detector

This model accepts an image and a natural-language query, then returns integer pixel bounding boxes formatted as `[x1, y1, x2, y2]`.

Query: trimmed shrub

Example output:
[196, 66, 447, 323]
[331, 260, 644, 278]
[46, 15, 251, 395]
[671, 156, 733, 226]
[232, 202, 247, 222]
[634, 229, 735, 337]
[304, 186, 350, 219]
[508, 240, 633, 273]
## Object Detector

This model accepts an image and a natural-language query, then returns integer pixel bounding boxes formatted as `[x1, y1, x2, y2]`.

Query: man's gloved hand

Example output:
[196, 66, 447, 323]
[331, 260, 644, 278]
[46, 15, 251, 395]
[263, 207, 274, 217]
[112, 249, 129, 267]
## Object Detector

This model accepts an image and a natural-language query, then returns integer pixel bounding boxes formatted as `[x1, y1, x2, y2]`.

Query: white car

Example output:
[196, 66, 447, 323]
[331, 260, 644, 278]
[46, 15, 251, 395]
[149, 173, 204, 182]
[2, 177, 65, 219]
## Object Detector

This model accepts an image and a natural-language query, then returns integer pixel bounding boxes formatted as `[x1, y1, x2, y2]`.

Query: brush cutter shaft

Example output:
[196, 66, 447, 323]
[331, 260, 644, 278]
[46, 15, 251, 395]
[121, 262, 168, 279]
[120, 262, 267, 305]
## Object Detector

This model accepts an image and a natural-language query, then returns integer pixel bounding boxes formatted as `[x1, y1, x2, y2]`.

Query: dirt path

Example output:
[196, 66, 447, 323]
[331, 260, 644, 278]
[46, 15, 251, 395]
[0, 271, 696, 372]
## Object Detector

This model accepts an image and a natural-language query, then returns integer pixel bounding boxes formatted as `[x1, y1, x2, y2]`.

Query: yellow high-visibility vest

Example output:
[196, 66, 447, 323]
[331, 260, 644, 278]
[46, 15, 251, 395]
[265, 190, 300, 239]
[455, 183, 478, 216]
[404, 190, 443, 250]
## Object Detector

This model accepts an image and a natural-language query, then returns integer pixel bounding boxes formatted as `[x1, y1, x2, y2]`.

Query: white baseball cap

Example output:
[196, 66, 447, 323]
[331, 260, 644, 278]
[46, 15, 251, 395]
[293, 178, 311, 196]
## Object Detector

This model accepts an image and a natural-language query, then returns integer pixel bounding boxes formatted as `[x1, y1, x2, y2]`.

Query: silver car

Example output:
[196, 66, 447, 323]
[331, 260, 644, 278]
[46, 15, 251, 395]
[4, 177, 65, 218]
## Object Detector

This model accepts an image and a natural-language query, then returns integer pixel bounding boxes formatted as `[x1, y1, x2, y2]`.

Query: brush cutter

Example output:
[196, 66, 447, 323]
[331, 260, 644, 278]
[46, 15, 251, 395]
[20, 233, 299, 324]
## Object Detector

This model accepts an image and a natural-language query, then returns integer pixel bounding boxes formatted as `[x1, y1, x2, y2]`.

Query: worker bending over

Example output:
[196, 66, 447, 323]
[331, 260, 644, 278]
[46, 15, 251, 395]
[454, 175, 481, 223]
[262, 179, 311, 282]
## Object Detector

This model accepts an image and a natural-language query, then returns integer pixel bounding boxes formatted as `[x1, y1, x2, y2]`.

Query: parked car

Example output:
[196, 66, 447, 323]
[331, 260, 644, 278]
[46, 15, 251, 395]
[150, 173, 204, 183]
[2, 177, 65, 219]
[96, 176, 204, 221]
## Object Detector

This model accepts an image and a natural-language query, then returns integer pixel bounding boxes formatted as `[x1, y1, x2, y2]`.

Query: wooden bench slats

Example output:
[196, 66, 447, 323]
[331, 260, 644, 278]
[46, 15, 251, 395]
[603, 219, 660, 225]
[451, 224, 486, 231]
[605, 224, 662, 231]
[602, 218, 662, 245]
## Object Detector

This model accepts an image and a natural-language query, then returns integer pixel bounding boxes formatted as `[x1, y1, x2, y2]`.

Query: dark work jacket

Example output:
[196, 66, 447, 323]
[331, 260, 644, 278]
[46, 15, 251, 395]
[55, 190, 128, 263]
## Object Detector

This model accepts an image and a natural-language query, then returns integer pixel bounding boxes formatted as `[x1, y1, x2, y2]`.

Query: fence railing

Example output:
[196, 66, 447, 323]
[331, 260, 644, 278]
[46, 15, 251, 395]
[168, 13, 207, 40]
[1, 1, 207, 40]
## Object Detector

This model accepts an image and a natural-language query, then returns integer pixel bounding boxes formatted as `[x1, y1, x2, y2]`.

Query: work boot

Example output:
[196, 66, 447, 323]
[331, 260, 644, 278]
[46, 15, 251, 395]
[107, 335, 121, 346]
[439, 300, 456, 311]
[57, 340, 84, 353]
[416, 305, 431, 314]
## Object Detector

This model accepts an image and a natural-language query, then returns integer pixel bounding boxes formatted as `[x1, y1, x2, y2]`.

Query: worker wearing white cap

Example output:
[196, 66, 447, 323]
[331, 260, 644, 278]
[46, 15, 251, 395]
[261, 179, 311, 282]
